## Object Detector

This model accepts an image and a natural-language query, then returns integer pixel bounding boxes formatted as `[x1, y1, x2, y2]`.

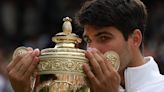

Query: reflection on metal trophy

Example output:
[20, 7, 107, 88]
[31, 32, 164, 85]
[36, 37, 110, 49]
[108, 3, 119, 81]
[34, 17, 89, 92]
[13, 17, 120, 92]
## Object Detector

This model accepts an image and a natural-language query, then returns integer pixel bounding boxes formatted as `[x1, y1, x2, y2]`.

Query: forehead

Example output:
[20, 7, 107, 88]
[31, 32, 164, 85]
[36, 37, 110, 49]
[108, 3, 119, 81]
[83, 25, 122, 37]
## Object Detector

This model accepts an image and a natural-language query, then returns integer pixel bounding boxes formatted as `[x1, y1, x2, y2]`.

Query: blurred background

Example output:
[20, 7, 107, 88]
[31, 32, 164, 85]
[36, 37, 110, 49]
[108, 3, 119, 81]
[0, 0, 164, 91]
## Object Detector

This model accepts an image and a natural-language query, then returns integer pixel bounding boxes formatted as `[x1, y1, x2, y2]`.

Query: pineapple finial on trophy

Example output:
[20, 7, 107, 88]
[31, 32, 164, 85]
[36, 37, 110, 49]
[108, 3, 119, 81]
[52, 17, 82, 48]
[62, 17, 72, 35]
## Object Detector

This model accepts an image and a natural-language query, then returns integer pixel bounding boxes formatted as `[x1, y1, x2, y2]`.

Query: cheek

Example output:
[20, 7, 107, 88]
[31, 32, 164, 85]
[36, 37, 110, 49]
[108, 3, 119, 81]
[100, 39, 125, 54]
[118, 43, 132, 70]
[119, 51, 131, 71]
[87, 44, 110, 54]
[96, 44, 113, 54]
[87, 41, 112, 53]
[94, 42, 122, 54]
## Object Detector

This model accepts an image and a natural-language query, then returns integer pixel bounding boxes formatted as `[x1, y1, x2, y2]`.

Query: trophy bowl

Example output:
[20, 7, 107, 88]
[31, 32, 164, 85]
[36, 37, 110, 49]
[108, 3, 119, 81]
[35, 48, 89, 92]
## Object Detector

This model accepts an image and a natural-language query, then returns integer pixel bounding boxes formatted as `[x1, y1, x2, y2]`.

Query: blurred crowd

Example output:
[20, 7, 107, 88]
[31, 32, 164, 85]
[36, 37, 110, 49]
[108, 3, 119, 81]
[143, 0, 164, 73]
[0, 0, 164, 92]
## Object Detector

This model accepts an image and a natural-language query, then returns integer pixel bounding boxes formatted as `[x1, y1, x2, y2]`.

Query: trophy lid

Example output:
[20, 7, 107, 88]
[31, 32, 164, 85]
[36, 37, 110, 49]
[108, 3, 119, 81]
[52, 17, 82, 48]
[40, 17, 85, 57]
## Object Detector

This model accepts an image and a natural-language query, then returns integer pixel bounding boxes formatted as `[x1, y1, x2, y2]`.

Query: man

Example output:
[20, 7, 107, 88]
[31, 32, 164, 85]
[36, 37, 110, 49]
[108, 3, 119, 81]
[7, 0, 164, 92]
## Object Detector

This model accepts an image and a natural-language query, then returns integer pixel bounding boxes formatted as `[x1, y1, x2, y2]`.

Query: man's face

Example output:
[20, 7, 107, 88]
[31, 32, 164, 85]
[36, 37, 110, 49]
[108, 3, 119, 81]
[83, 25, 133, 72]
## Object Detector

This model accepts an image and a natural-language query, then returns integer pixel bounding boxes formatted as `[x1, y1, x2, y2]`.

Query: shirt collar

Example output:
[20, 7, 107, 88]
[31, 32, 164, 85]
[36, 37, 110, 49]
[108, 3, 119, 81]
[124, 56, 163, 91]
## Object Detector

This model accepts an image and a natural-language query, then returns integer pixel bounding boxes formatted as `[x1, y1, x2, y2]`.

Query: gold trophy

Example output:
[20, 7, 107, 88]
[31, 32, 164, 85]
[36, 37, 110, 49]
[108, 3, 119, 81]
[34, 17, 89, 92]
[13, 17, 120, 92]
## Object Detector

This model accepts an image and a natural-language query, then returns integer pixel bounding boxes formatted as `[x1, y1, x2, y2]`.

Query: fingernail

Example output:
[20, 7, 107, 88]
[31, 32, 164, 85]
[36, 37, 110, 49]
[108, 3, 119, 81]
[27, 47, 33, 51]
[35, 48, 39, 52]
[28, 50, 33, 54]
[31, 49, 38, 56]
[92, 48, 97, 51]
[34, 48, 40, 56]
[87, 47, 92, 51]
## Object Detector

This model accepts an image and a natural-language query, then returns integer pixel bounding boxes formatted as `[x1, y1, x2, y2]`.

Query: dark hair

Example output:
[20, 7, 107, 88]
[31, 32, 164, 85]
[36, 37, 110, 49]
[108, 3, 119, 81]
[75, 0, 147, 51]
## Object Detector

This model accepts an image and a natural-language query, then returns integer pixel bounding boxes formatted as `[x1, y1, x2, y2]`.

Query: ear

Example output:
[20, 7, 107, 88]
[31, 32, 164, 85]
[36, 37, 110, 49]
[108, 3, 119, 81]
[131, 29, 142, 48]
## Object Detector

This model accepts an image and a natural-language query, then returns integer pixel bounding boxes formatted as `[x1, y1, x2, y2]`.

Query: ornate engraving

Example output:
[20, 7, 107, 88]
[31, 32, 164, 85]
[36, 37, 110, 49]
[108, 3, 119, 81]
[38, 57, 87, 75]
[12, 47, 28, 59]
[104, 51, 120, 71]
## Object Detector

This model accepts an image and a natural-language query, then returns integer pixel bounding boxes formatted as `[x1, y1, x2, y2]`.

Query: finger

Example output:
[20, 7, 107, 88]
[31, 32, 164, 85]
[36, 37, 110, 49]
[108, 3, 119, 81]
[13, 53, 32, 75]
[7, 47, 33, 72]
[27, 47, 33, 52]
[86, 49, 103, 78]
[92, 48, 109, 74]
[7, 54, 29, 79]
[24, 56, 40, 79]
[7, 54, 22, 73]
[93, 49, 116, 71]
[83, 63, 99, 85]
[95, 49, 115, 72]
[34, 48, 41, 56]
[18, 49, 40, 75]
[106, 60, 116, 71]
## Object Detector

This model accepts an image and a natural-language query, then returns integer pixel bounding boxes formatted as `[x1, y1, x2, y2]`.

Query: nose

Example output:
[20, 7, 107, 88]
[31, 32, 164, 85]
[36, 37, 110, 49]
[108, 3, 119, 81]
[86, 42, 98, 50]
[86, 42, 108, 54]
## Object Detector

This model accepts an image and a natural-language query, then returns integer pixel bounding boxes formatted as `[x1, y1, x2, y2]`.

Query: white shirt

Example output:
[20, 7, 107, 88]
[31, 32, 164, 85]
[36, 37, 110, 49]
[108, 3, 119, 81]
[0, 74, 13, 92]
[123, 56, 164, 92]
[0, 75, 5, 92]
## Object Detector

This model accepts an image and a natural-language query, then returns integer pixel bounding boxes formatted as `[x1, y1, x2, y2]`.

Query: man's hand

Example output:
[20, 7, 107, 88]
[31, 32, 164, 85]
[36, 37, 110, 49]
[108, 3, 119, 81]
[7, 48, 40, 92]
[83, 48, 120, 92]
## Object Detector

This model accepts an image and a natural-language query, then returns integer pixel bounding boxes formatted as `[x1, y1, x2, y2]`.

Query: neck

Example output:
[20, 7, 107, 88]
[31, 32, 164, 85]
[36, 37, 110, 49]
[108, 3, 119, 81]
[119, 51, 145, 88]
[119, 70, 125, 88]
[128, 51, 145, 67]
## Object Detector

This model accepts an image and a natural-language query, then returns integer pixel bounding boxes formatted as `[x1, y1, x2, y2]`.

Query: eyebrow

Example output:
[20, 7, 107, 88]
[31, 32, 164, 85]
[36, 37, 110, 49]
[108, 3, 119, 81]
[94, 31, 113, 37]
